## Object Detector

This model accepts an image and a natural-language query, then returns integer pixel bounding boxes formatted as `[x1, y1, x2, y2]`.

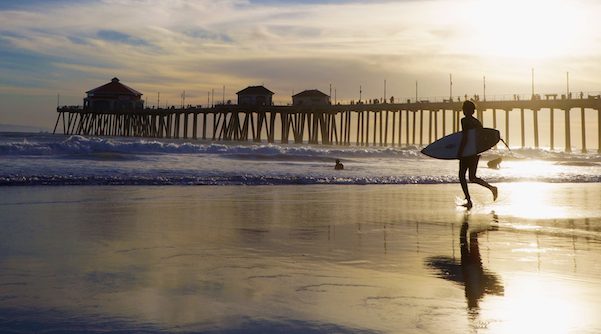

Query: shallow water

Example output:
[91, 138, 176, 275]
[1, 184, 601, 333]
[2, 132, 601, 185]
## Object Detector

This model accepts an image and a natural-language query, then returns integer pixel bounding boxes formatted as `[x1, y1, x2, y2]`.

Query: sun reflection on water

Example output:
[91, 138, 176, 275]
[491, 182, 570, 219]
[485, 273, 593, 334]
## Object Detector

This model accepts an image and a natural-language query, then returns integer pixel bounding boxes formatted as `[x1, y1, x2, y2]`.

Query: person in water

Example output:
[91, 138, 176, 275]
[487, 156, 502, 169]
[334, 159, 344, 170]
[457, 100, 497, 209]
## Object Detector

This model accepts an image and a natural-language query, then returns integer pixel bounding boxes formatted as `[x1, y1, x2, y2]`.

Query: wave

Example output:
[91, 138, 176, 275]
[3, 174, 601, 186]
[2, 134, 601, 162]
[0, 135, 424, 159]
[487, 148, 601, 163]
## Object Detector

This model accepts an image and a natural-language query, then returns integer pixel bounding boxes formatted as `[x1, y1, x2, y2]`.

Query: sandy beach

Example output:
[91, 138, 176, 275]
[1, 183, 601, 333]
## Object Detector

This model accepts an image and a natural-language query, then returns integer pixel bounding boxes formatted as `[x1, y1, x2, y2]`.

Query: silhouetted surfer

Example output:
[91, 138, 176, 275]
[458, 100, 497, 209]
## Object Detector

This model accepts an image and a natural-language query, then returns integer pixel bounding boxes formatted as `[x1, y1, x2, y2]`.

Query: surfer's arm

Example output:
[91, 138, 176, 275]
[458, 118, 468, 157]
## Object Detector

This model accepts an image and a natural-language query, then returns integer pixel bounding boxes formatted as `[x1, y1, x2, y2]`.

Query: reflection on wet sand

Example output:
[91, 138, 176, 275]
[426, 213, 504, 321]
[2, 184, 601, 333]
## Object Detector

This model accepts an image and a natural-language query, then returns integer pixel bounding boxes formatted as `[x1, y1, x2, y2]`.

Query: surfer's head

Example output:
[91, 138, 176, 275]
[462, 100, 476, 116]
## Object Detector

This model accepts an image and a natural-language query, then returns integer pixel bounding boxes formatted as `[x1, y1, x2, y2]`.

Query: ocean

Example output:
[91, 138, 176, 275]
[3, 132, 601, 333]
[2, 132, 601, 186]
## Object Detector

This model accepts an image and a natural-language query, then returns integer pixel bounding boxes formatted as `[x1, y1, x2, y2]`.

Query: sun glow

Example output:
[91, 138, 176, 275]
[464, 0, 590, 60]
[493, 182, 569, 219]
[484, 273, 594, 333]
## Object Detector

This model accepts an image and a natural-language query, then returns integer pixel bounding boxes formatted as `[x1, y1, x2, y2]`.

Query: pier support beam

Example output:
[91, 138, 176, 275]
[354, 112, 358, 145]
[361, 112, 365, 146]
[598, 109, 601, 153]
[193, 113, 198, 139]
[379, 111, 383, 146]
[202, 113, 207, 140]
[391, 111, 396, 146]
[373, 111, 377, 146]
[442, 109, 446, 136]
[520, 108, 525, 148]
[339, 112, 344, 145]
[398, 109, 402, 145]
[384, 110, 389, 146]
[455, 110, 461, 133]
[53, 111, 63, 134]
[533, 109, 539, 149]
[565, 107, 572, 152]
[505, 109, 510, 147]
[365, 111, 369, 146]
[428, 110, 433, 144]
[183, 113, 189, 139]
[581, 107, 587, 153]
[405, 110, 410, 146]
[419, 109, 423, 146]
[550, 108, 555, 150]
[412, 110, 417, 145]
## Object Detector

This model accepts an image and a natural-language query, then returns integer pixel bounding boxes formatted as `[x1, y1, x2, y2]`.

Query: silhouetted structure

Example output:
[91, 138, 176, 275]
[237, 86, 274, 106]
[84, 77, 143, 112]
[292, 89, 330, 107]
[54, 92, 601, 153]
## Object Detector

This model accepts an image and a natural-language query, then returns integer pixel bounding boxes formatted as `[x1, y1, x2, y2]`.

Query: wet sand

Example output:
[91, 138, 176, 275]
[1, 183, 601, 333]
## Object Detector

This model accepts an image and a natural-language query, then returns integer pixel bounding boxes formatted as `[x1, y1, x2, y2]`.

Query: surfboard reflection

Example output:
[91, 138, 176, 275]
[426, 213, 504, 312]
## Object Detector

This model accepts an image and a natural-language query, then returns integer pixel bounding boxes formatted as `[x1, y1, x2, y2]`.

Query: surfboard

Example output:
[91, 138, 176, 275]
[420, 128, 500, 160]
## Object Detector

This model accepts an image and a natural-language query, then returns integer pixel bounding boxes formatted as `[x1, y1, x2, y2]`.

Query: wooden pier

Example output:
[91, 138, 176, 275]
[54, 96, 601, 152]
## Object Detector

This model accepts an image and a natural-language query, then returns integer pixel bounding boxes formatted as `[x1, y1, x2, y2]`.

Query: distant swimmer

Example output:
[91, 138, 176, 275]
[487, 157, 502, 169]
[335, 159, 344, 170]
[458, 101, 498, 209]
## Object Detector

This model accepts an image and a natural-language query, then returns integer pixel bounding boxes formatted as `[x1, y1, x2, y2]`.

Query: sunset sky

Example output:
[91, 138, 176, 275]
[2, 0, 601, 128]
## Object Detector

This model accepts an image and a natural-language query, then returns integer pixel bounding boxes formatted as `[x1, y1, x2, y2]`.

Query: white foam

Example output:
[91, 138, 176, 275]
[2, 132, 601, 186]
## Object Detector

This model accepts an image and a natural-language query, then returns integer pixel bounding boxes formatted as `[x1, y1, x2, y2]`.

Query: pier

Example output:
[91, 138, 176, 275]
[54, 96, 601, 152]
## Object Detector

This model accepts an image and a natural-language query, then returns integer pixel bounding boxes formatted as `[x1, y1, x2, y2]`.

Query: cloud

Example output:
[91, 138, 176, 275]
[97, 30, 151, 46]
[1, 0, 601, 127]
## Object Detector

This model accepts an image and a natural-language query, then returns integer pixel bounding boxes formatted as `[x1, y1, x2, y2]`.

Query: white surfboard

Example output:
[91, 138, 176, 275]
[421, 128, 500, 160]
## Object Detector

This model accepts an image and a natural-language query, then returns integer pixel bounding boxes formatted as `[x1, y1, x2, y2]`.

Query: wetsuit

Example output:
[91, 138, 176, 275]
[459, 116, 489, 202]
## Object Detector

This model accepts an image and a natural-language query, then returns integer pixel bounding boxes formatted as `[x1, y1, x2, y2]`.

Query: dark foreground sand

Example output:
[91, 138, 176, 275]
[1, 183, 601, 333]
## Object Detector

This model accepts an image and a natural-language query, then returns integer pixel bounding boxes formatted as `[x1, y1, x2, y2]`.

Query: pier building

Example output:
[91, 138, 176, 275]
[237, 86, 274, 106]
[292, 90, 330, 107]
[84, 77, 144, 112]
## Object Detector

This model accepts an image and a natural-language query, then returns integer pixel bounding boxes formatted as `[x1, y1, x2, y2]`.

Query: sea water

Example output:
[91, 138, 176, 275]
[2, 132, 601, 186]
[3, 132, 601, 333]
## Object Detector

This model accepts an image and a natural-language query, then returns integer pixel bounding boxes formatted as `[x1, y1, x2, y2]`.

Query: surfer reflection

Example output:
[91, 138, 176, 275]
[458, 100, 498, 209]
[426, 213, 504, 313]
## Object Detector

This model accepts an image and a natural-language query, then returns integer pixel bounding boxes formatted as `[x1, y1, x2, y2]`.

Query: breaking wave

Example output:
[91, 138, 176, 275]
[2, 134, 601, 162]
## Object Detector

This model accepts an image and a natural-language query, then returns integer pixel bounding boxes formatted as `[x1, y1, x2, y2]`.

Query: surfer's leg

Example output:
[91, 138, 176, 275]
[459, 158, 472, 208]
[468, 155, 498, 200]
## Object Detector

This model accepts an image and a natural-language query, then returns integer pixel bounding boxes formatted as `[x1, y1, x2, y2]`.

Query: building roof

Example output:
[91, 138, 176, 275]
[86, 77, 143, 96]
[236, 85, 274, 96]
[292, 89, 329, 98]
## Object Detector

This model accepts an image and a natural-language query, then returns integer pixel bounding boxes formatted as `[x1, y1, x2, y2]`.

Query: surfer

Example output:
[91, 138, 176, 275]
[458, 100, 498, 209]
[487, 156, 502, 169]
[334, 159, 344, 170]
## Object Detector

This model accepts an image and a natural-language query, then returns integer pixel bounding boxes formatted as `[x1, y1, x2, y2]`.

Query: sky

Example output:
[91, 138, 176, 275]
[2, 0, 601, 128]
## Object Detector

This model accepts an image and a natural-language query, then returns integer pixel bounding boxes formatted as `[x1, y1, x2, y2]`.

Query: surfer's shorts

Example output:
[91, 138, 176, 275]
[459, 155, 480, 170]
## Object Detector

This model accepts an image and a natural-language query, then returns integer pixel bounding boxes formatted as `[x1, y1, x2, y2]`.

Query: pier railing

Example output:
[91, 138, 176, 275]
[54, 96, 601, 153]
